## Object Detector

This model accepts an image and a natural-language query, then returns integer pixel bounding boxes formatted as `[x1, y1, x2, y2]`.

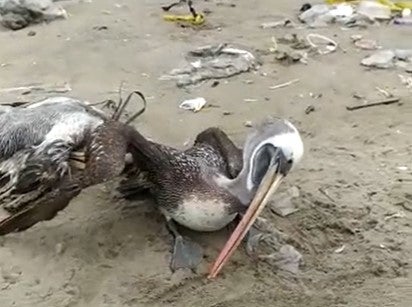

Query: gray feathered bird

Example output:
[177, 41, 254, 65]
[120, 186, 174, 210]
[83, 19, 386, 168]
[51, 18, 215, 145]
[0, 92, 146, 234]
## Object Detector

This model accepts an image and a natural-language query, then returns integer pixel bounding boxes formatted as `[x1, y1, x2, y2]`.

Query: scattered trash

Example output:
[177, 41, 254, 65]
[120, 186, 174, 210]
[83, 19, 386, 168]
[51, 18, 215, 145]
[376, 86, 393, 98]
[260, 18, 295, 29]
[346, 96, 401, 111]
[355, 38, 380, 50]
[163, 12, 205, 26]
[330, 2, 355, 17]
[309, 92, 323, 98]
[306, 33, 338, 55]
[357, 1, 392, 20]
[384, 211, 406, 221]
[179, 97, 207, 112]
[334, 245, 346, 254]
[162, 0, 205, 26]
[244, 121, 253, 127]
[394, 49, 412, 61]
[361, 50, 396, 68]
[270, 35, 310, 65]
[394, 6, 412, 24]
[305, 105, 316, 114]
[327, 0, 412, 11]
[399, 74, 412, 87]
[0, 0, 67, 30]
[394, 15, 412, 24]
[299, 1, 412, 27]
[274, 49, 308, 64]
[361, 49, 412, 69]
[93, 25, 108, 31]
[269, 78, 300, 90]
[270, 186, 301, 217]
[27, 30, 36, 36]
[0, 82, 71, 95]
[278, 33, 311, 49]
[271, 33, 337, 60]
[299, 2, 364, 27]
[351, 35, 380, 50]
[298, 4, 333, 27]
[397, 166, 408, 171]
[160, 44, 259, 88]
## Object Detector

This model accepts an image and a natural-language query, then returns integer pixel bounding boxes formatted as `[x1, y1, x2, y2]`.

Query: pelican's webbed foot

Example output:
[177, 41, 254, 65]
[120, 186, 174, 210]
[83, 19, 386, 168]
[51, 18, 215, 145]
[166, 218, 203, 272]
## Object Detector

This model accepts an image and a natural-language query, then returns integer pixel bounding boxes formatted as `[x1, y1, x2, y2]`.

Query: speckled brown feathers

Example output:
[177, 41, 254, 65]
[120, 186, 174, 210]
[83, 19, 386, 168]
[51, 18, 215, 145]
[0, 121, 139, 235]
[118, 127, 245, 217]
[0, 90, 148, 235]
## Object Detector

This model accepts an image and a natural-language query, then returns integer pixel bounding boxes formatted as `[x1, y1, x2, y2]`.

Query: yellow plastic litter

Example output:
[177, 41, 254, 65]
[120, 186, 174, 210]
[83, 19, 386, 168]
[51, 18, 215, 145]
[163, 13, 205, 25]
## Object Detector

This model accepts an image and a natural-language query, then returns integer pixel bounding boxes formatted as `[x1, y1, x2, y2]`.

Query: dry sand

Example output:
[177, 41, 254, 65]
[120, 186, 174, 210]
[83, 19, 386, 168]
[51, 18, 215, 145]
[0, 0, 411, 306]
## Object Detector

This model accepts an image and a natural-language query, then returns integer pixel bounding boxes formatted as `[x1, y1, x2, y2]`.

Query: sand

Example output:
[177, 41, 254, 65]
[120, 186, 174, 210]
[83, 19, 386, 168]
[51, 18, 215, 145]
[0, 0, 411, 306]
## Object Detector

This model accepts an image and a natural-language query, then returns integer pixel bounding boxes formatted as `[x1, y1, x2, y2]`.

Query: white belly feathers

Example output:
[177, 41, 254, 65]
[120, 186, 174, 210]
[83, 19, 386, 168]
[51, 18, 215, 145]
[166, 196, 237, 232]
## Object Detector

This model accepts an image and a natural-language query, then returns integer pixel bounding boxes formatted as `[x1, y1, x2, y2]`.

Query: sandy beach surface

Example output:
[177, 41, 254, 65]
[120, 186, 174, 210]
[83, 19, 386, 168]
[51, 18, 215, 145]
[0, 0, 411, 306]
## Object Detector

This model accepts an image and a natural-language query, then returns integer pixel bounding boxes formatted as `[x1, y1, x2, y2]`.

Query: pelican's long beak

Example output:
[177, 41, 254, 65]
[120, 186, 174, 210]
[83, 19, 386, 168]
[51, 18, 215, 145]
[208, 161, 284, 279]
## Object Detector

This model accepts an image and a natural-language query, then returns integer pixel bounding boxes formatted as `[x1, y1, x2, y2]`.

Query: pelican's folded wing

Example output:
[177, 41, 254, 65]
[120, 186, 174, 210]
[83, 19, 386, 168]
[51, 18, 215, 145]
[193, 127, 243, 179]
[0, 175, 82, 235]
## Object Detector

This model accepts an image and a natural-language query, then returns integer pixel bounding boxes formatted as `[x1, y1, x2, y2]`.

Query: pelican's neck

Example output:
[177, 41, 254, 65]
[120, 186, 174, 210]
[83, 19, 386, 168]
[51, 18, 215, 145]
[215, 162, 254, 206]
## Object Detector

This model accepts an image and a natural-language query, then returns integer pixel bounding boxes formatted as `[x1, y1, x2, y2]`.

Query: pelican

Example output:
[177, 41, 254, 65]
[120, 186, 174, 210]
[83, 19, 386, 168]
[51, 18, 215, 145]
[0, 91, 146, 234]
[118, 116, 303, 277]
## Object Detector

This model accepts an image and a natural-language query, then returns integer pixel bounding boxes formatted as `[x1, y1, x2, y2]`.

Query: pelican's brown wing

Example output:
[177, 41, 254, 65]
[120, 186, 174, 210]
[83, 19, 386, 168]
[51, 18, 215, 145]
[0, 175, 82, 235]
[0, 121, 133, 235]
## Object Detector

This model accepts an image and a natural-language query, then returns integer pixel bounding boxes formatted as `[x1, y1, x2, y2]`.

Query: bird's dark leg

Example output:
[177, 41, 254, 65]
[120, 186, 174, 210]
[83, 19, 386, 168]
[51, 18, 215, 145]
[194, 127, 243, 178]
[165, 216, 203, 272]
[161, 0, 187, 11]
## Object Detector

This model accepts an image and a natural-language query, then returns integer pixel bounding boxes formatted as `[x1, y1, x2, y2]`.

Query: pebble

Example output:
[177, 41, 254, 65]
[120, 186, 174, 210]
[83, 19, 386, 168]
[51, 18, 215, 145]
[55, 243, 64, 255]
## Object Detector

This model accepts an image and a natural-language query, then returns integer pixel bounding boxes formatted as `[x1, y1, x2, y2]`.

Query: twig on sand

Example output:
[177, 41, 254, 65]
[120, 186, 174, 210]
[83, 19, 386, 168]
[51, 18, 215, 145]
[0, 83, 71, 94]
[375, 86, 393, 98]
[269, 78, 300, 90]
[318, 187, 336, 204]
[346, 97, 401, 111]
